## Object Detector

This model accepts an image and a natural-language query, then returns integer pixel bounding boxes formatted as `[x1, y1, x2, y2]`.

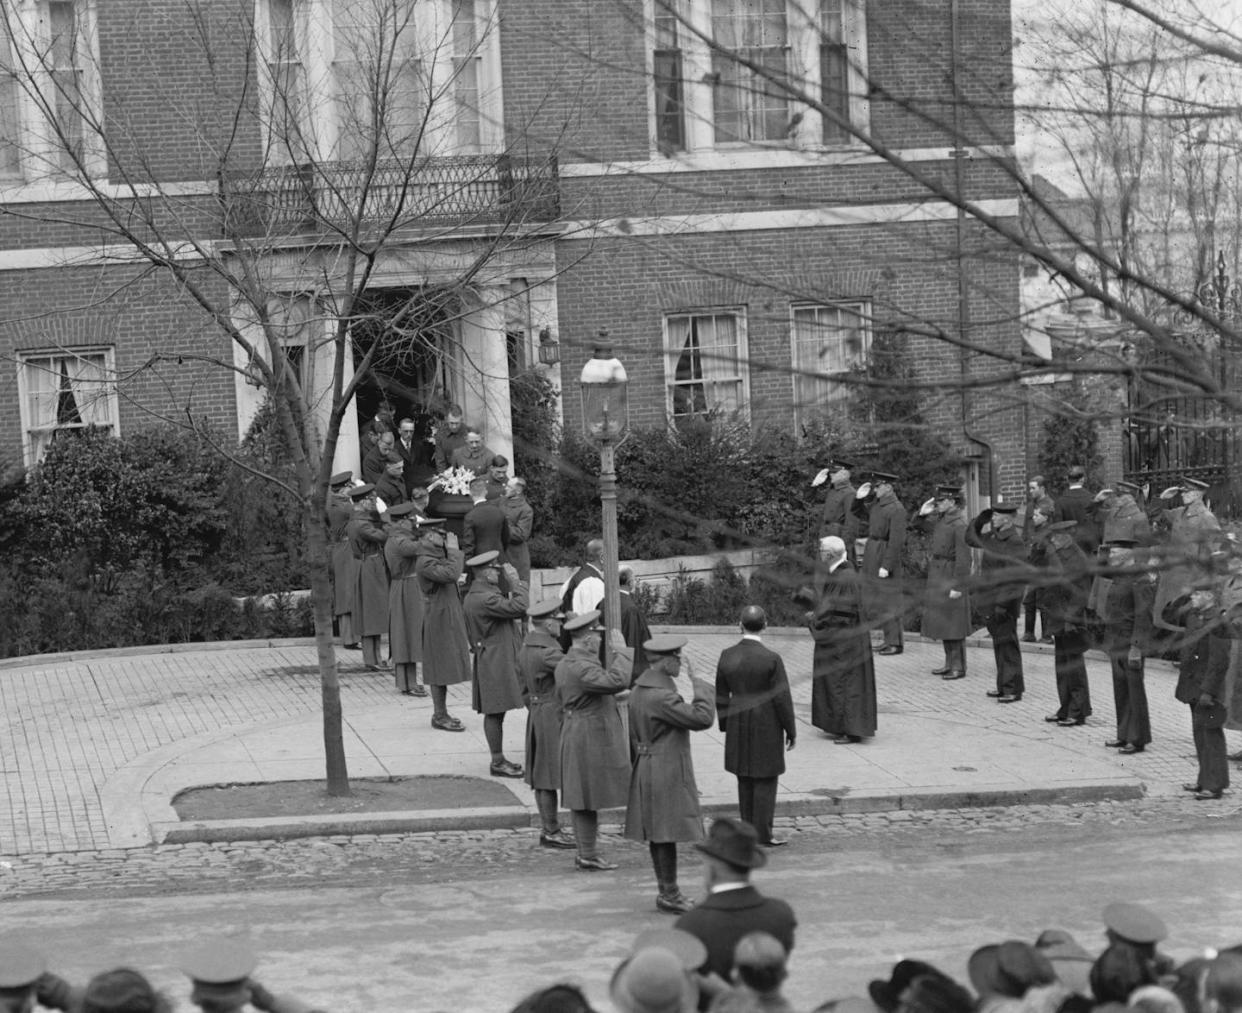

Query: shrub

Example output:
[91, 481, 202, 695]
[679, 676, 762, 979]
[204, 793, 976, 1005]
[1038, 388, 1105, 496]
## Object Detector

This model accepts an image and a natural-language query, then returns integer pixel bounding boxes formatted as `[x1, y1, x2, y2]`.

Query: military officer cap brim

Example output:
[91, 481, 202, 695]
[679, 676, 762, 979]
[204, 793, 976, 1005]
[563, 610, 602, 633]
[991, 503, 1019, 514]
[0, 942, 48, 988]
[329, 471, 353, 486]
[415, 517, 445, 527]
[643, 634, 687, 655]
[870, 471, 899, 483]
[936, 486, 963, 499]
[465, 550, 500, 568]
[1116, 480, 1142, 495]
[179, 939, 258, 985]
[347, 483, 376, 500]
[1103, 537, 1139, 549]
[1102, 901, 1167, 944]
[829, 459, 854, 471]
[386, 502, 418, 518]
[528, 599, 563, 619]
[1180, 477, 1211, 490]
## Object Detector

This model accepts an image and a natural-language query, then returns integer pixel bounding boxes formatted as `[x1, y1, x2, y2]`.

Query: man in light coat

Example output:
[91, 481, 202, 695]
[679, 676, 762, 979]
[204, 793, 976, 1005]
[714, 606, 796, 848]
[625, 635, 715, 915]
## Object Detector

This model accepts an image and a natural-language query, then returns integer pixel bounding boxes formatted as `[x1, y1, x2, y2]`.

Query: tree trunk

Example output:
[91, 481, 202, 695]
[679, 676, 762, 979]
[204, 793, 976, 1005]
[306, 499, 350, 796]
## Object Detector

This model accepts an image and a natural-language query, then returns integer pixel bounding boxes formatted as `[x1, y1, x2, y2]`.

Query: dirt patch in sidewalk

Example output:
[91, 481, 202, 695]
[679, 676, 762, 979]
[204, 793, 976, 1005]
[173, 776, 521, 820]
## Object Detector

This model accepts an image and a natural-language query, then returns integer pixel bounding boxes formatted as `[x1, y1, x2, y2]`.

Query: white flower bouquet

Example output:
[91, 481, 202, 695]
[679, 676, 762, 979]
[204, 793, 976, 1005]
[428, 465, 476, 496]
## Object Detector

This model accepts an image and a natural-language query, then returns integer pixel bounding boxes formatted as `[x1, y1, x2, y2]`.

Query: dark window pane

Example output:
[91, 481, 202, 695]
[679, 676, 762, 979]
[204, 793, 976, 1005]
[654, 49, 684, 152]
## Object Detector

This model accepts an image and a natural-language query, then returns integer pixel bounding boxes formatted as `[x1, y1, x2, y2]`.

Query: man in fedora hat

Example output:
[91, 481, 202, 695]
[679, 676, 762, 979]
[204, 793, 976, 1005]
[625, 634, 715, 915]
[674, 817, 797, 992]
[519, 598, 573, 848]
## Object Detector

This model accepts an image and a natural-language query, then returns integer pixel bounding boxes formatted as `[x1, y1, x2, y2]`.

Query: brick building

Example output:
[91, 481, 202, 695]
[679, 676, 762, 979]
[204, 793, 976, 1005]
[0, 0, 1023, 501]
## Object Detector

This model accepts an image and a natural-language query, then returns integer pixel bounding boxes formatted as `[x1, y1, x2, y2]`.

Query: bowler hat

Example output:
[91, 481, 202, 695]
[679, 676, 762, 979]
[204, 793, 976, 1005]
[694, 817, 767, 870]
[902, 975, 975, 1013]
[869, 961, 955, 1013]
[466, 550, 500, 568]
[643, 635, 687, 655]
[563, 610, 602, 633]
[0, 942, 47, 989]
[1102, 901, 1167, 945]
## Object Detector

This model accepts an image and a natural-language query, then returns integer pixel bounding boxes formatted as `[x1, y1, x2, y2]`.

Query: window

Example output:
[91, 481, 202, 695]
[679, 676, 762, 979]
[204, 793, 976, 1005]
[450, 0, 481, 153]
[0, 12, 22, 177]
[665, 310, 748, 419]
[791, 302, 869, 426]
[649, 0, 867, 155]
[18, 348, 118, 464]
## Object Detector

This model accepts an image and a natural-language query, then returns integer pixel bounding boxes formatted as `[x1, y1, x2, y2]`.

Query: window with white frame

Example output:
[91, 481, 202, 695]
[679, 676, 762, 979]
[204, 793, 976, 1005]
[18, 347, 118, 464]
[259, 0, 501, 165]
[650, 0, 867, 154]
[0, 0, 101, 181]
[665, 309, 748, 419]
[790, 301, 869, 426]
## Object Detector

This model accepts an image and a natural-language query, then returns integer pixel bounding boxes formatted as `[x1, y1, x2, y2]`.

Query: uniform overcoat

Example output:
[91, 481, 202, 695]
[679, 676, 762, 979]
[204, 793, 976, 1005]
[805, 563, 877, 738]
[714, 638, 796, 778]
[861, 490, 908, 628]
[919, 509, 972, 640]
[624, 665, 714, 843]
[820, 482, 856, 539]
[519, 627, 565, 790]
[1041, 537, 1092, 636]
[327, 494, 356, 619]
[384, 529, 424, 666]
[463, 578, 529, 714]
[501, 494, 533, 582]
[347, 512, 389, 637]
[1154, 499, 1222, 630]
[415, 541, 471, 686]
[555, 643, 632, 811]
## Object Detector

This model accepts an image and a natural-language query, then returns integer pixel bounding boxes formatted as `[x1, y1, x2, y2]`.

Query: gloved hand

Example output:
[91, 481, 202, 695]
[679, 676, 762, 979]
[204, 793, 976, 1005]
[1159, 485, 1182, 500]
[812, 468, 831, 487]
[948, 589, 962, 600]
[855, 482, 872, 499]
[878, 568, 890, 579]
[919, 497, 936, 516]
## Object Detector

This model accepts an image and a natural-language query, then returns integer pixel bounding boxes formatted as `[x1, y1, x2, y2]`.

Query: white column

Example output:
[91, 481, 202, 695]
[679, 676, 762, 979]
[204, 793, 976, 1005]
[457, 287, 513, 462]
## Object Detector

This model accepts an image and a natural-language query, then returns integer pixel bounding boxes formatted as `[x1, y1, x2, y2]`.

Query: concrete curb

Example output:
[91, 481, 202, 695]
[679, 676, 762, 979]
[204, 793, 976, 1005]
[151, 780, 1145, 845]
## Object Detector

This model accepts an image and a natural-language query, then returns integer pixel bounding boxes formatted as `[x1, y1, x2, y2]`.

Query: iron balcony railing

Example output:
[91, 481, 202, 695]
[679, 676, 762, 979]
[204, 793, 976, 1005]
[219, 154, 559, 237]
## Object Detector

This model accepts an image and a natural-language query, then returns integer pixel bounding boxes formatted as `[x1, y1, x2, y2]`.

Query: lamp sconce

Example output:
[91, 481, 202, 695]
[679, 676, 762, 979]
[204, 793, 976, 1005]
[537, 326, 561, 366]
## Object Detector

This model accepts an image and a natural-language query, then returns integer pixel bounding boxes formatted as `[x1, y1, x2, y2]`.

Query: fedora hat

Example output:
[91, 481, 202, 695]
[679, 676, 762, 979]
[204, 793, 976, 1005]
[610, 948, 697, 1013]
[869, 960, 954, 1013]
[694, 817, 767, 870]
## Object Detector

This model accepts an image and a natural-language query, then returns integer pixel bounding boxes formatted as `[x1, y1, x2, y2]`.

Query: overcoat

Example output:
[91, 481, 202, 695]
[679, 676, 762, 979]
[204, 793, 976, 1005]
[1172, 608, 1231, 708]
[1102, 572, 1158, 659]
[861, 490, 907, 577]
[462, 500, 510, 562]
[1154, 499, 1222, 630]
[1053, 486, 1099, 552]
[501, 493, 533, 582]
[327, 493, 356, 618]
[374, 472, 407, 512]
[819, 481, 856, 539]
[384, 529, 424, 666]
[965, 517, 1029, 613]
[1041, 536, 1092, 636]
[675, 887, 797, 983]
[624, 664, 714, 843]
[918, 509, 972, 640]
[347, 511, 389, 637]
[597, 591, 652, 680]
[804, 563, 877, 738]
[415, 540, 471, 686]
[555, 643, 632, 811]
[463, 577, 529, 714]
[714, 638, 796, 778]
[1097, 494, 1151, 544]
[519, 627, 565, 790]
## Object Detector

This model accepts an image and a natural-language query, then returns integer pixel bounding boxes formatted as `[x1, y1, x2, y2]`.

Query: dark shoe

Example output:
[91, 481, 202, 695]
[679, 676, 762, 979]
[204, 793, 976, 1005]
[431, 714, 465, 732]
[1057, 718, 1085, 727]
[1021, 634, 1036, 643]
[575, 855, 618, 872]
[1228, 750, 1242, 761]
[941, 670, 965, 681]
[1040, 636, 1055, 644]
[760, 837, 788, 847]
[1183, 783, 1203, 793]
[410, 684, 428, 698]
[1104, 739, 1125, 748]
[1117, 744, 1145, 754]
[931, 666, 951, 675]
[656, 891, 694, 914]
[539, 830, 577, 850]
[490, 759, 524, 778]
[997, 694, 1022, 703]
[985, 690, 1002, 698]
[878, 645, 903, 655]
[1044, 713, 1064, 723]
[832, 734, 862, 744]
[1194, 789, 1223, 800]
[342, 642, 361, 650]
[365, 664, 388, 673]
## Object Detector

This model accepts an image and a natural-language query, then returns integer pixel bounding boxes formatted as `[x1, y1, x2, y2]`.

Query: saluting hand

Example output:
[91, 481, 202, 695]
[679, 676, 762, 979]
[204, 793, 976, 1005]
[948, 589, 962, 599]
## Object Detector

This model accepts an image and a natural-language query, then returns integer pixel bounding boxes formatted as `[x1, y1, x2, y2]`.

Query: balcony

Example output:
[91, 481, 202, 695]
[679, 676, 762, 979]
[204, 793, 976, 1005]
[219, 154, 560, 238]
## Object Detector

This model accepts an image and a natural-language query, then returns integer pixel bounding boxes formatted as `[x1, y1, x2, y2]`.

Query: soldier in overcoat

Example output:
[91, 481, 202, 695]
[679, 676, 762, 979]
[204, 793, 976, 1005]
[415, 518, 470, 732]
[965, 502, 1030, 702]
[797, 535, 876, 743]
[519, 598, 572, 848]
[1166, 588, 1232, 799]
[462, 550, 528, 777]
[1100, 537, 1157, 753]
[1153, 477, 1222, 631]
[814, 460, 856, 562]
[858, 471, 908, 654]
[714, 606, 796, 847]
[327, 471, 358, 649]
[1040, 520, 1094, 725]
[625, 635, 715, 915]
[501, 477, 534, 583]
[555, 610, 632, 871]
[915, 486, 971, 681]
[384, 502, 426, 696]
[345, 483, 389, 671]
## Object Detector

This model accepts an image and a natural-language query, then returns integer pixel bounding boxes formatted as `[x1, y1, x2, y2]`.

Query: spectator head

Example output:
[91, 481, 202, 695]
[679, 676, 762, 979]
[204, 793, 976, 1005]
[896, 974, 974, 1013]
[732, 932, 788, 995]
[740, 605, 767, 633]
[1067, 465, 1086, 484]
[1104, 902, 1168, 949]
[1204, 954, 1242, 1013]
[464, 429, 484, 450]
[1035, 929, 1094, 997]
[1091, 945, 1158, 1004]
[508, 983, 598, 1013]
[1029, 475, 1046, 496]
[489, 455, 509, 481]
[562, 610, 603, 643]
[398, 418, 415, 440]
[410, 485, 430, 504]
[819, 535, 847, 564]
[444, 406, 464, 432]
[506, 476, 526, 497]
[82, 969, 170, 1013]
[609, 947, 697, 1013]
[1129, 986, 1186, 1013]
[330, 470, 353, 491]
[377, 430, 395, 453]
[869, 961, 956, 1013]
[385, 456, 404, 476]
[180, 938, 259, 1013]
[619, 566, 635, 588]
[0, 942, 46, 1013]
[585, 539, 605, 564]
[968, 941, 1057, 999]
[1170, 958, 1212, 1013]
[469, 477, 488, 500]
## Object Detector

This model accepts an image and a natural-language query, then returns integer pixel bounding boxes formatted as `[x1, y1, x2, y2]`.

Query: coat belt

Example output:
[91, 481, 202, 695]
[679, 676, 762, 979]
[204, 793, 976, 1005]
[868, 536, 887, 542]
[528, 694, 552, 705]
[634, 743, 664, 756]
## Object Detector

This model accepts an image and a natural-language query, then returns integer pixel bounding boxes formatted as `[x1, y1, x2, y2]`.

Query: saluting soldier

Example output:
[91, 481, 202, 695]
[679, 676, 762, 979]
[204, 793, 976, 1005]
[555, 610, 632, 872]
[180, 938, 324, 1013]
[462, 550, 529, 778]
[813, 459, 856, 561]
[0, 942, 81, 1012]
[520, 598, 573, 848]
[857, 470, 908, 655]
[384, 501, 426, 697]
[1100, 536, 1157, 753]
[916, 485, 971, 681]
[327, 471, 358, 650]
[965, 501, 1029, 703]
[1153, 476, 1222, 631]
[415, 517, 471, 733]
[346, 483, 389, 671]
[1166, 587, 1232, 799]
[625, 634, 715, 915]
[1041, 520, 1094, 726]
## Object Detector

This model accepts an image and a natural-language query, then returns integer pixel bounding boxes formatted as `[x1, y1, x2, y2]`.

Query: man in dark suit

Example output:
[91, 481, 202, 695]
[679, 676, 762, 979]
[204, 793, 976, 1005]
[714, 606, 796, 847]
[675, 818, 797, 1004]
[396, 416, 434, 494]
[1053, 464, 1099, 555]
[461, 476, 510, 563]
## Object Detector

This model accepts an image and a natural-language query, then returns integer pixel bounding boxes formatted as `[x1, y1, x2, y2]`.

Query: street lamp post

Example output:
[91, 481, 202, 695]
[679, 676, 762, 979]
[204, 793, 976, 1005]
[579, 335, 629, 668]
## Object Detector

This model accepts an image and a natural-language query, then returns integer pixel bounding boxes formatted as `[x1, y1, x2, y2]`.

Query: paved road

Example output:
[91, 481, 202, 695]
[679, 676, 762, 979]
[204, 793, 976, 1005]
[5, 809, 1240, 1012]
